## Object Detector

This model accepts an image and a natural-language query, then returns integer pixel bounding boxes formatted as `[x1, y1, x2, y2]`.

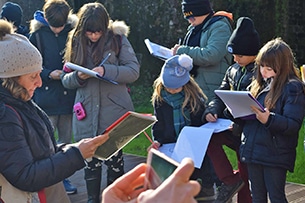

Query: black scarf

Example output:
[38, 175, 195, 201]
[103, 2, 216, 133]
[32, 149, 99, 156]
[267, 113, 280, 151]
[182, 13, 214, 76]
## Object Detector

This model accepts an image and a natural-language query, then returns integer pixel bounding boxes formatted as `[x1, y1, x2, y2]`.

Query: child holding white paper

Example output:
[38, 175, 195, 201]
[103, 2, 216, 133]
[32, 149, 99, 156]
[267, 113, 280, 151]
[61, 3, 140, 202]
[148, 54, 216, 201]
[203, 16, 260, 203]
[240, 38, 305, 202]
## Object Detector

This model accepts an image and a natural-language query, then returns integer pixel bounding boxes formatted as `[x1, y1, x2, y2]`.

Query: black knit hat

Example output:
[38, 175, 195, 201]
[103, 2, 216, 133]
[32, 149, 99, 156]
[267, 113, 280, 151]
[0, 2, 23, 27]
[182, 0, 213, 19]
[227, 17, 260, 56]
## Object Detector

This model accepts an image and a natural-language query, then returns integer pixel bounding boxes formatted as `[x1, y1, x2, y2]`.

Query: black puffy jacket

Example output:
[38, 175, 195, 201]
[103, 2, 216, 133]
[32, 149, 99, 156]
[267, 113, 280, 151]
[203, 62, 256, 119]
[0, 86, 85, 192]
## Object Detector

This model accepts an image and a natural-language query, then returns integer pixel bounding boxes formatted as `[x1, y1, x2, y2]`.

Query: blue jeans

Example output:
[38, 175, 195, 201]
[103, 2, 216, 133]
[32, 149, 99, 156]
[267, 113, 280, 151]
[247, 162, 288, 203]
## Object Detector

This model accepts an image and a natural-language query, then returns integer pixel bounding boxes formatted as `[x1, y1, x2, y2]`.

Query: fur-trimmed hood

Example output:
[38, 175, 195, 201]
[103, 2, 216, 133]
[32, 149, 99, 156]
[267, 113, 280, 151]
[109, 20, 130, 37]
[30, 10, 78, 33]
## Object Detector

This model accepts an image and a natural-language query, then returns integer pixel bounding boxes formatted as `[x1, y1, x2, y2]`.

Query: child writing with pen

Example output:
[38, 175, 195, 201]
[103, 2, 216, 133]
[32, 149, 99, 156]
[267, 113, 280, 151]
[237, 38, 305, 202]
[61, 2, 140, 203]
[148, 54, 216, 201]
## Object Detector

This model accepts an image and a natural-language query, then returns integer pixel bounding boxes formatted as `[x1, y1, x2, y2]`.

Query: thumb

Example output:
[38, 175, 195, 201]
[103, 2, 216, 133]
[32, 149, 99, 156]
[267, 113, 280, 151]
[172, 158, 195, 182]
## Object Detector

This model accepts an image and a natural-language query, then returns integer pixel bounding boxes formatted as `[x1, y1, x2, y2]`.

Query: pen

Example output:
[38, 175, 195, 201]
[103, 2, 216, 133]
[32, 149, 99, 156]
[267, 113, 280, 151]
[99, 52, 111, 67]
[143, 131, 154, 144]
[178, 38, 182, 45]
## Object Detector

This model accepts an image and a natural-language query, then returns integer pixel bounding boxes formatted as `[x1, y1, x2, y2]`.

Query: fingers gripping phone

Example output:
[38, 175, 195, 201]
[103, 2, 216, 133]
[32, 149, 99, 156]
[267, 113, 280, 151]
[144, 148, 179, 189]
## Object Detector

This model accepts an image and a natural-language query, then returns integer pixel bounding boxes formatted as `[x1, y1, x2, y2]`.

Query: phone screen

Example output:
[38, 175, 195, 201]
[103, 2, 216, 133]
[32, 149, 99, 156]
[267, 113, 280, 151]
[145, 148, 178, 189]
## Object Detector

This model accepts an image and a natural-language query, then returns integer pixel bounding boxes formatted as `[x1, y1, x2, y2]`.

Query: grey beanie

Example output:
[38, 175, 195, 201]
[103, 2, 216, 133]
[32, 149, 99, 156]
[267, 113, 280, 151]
[0, 20, 42, 78]
[161, 54, 193, 89]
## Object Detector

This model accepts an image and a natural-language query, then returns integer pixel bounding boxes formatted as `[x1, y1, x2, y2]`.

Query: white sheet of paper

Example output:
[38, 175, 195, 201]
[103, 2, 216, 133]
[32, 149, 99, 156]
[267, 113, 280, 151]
[158, 143, 176, 158]
[171, 126, 214, 168]
[200, 118, 232, 133]
[214, 90, 265, 118]
[144, 39, 173, 60]
[65, 62, 118, 85]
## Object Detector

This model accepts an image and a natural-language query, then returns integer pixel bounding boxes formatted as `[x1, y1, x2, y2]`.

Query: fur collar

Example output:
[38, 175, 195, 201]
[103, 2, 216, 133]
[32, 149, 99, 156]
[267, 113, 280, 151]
[30, 13, 78, 33]
[109, 20, 130, 36]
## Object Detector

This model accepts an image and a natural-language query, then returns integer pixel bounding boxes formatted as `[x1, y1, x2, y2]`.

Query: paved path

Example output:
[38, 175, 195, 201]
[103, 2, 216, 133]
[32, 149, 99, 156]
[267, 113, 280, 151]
[69, 154, 305, 203]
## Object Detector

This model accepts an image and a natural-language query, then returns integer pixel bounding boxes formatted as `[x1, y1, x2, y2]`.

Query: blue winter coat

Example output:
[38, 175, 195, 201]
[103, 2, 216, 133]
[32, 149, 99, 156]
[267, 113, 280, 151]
[29, 12, 76, 116]
[239, 80, 305, 172]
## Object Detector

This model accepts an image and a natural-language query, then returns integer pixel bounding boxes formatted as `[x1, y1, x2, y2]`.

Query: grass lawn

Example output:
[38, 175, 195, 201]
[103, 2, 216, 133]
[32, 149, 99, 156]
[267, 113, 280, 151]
[124, 101, 305, 184]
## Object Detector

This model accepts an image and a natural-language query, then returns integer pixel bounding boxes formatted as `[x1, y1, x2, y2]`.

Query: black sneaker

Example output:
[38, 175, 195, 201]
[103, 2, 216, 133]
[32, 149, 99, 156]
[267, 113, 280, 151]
[195, 186, 216, 201]
[214, 180, 244, 203]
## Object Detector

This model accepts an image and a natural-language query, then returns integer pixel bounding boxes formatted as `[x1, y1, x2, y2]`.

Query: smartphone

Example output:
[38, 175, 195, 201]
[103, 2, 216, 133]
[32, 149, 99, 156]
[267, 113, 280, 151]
[73, 102, 86, 120]
[144, 148, 179, 189]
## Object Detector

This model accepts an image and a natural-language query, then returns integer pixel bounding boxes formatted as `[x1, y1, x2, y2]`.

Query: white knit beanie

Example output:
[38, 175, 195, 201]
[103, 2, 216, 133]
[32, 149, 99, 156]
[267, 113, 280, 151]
[0, 20, 42, 78]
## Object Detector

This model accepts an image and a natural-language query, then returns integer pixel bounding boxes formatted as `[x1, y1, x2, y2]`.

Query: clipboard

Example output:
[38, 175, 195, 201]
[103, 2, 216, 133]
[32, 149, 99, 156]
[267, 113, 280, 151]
[214, 90, 265, 118]
[94, 111, 157, 160]
[64, 62, 118, 85]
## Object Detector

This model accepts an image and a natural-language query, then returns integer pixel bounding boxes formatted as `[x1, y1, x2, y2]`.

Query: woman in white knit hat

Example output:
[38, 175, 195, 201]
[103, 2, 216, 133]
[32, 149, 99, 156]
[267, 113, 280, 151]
[0, 20, 108, 203]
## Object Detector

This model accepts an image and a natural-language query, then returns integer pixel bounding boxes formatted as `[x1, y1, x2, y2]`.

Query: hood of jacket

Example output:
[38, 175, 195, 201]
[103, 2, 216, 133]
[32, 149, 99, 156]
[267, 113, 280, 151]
[30, 10, 78, 33]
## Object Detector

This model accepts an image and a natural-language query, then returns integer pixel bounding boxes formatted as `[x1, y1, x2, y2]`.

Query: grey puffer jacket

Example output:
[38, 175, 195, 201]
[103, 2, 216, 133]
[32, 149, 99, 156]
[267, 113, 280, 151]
[29, 12, 78, 116]
[61, 21, 140, 141]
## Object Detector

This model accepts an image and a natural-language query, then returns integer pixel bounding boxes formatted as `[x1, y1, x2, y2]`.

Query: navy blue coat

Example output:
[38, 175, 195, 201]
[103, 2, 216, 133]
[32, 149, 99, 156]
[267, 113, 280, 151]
[0, 86, 85, 192]
[29, 18, 76, 116]
[204, 62, 256, 118]
[239, 80, 305, 172]
[152, 98, 206, 144]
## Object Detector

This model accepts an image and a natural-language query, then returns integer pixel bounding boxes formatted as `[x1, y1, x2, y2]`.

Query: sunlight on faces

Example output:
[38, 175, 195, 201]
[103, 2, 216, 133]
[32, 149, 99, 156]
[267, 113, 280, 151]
[164, 87, 183, 94]
[260, 66, 276, 79]
[233, 55, 256, 67]
[85, 31, 103, 43]
[17, 70, 42, 100]
[186, 15, 206, 27]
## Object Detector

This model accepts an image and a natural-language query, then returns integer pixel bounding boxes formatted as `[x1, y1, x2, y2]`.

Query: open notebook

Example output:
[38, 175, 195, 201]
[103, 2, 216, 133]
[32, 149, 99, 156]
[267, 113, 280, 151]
[94, 111, 157, 160]
[144, 39, 173, 60]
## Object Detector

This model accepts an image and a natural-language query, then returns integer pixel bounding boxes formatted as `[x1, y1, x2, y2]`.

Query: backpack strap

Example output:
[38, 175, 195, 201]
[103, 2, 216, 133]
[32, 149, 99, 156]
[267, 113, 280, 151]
[35, 32, 44, 57]
[5, 104, 23, 128]
[202, 11, 233, 32]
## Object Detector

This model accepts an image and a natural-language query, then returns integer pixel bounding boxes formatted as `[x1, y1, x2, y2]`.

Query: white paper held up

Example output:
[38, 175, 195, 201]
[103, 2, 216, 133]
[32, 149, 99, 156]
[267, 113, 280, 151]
[64, 62, 118, 85]
[171, 126, 214, 168]
[144, 39, 173, 60]
[214, 90, 265, 118]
